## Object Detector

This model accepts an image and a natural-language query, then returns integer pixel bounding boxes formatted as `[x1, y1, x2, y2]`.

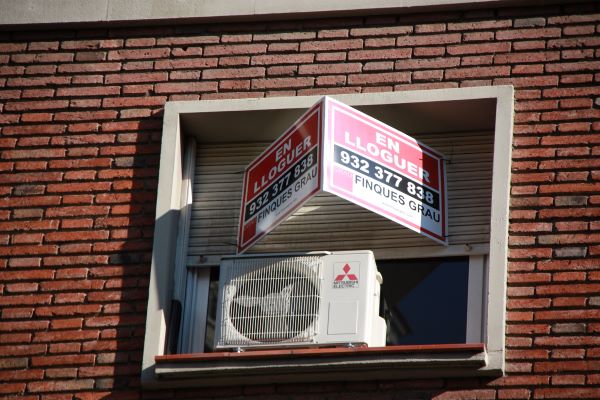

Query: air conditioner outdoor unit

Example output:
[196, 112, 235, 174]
[214, 250, 386, 350]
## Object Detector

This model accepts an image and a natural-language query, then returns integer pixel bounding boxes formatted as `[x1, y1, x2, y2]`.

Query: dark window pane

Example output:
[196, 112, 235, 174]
[377, 257, 469, 345]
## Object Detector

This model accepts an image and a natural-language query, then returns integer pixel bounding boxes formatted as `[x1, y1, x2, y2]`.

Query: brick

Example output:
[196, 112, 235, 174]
[510, 222, 552, 233]
[447, 19, 511, 31]
[495, 75, 560, 88]
[0, 383, 25, 395]
[205, 43, 267, 56]
[45, 230, 109, 242]
[15, 160, 48, 171]
[550, 323, 586, 335]
[218, 56, 251, 66]
[461, 54, 494, 67]
[0, 171, 63, 184]
[348, 72, 410, 85]
[102, 96, 166, 108]
[267, 66, 297, 77]
[156, 35, 219, 46]
[552, 374, 586, 385]
[54, 110, 118, 121]
[107, 48, 170, 60]
[0, 220, 58, 231]
[154, 58, 218, 70]
[413, 70, 443, 82]
[60, 39, 122, 50]
[546, 60, 600, 73]
[35, 304, 102, 317]
[464, 31, 496, 42]
[27, 379, 95, 392]
[539, 233, 600, 245]
[540, 182, 600, 194]
[11, 233, 44, 245]
[446, 65, 511, 79]
[298, 63, 362, 75]
[364, 37, 396, 48]
[396, 57, 460, 70]
[253, 32, 316, 41]
[363, 61, 394, 72]
[514, 17, 546, 28]
[203, 67, 265, 80]
[563, 25, 596, 36]
[4, 99, 69, 111]
[448, 42, 511, 55]
[497, 27, 562, 41]
[534, 361, 600, 374]
[348, 48, 411, 61]
[434, 389, 496, 400]
[252, 77, 314, 89]
[398, 33, 461, 47]
[554, 247, 588, 258]
[555, 221, 588, 231]
[560, 73, 593, 84]
[496, 51, 560, 65]
[498, 389, 531, 399]
[539, 335, 598, 348]
[154, 81, 217, 94]
[299, 39, 362, 52]
[562, 48, 596, 60]
[251, 53, 315, 65]
[47, 182, 112, 193]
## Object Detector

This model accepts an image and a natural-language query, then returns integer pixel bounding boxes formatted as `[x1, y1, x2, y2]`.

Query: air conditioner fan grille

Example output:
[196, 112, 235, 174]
[219, 256, 322, 346]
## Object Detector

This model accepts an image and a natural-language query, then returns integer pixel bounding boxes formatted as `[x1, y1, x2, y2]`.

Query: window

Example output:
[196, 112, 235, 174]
[142, 86, 513, 387]
[378, 257, 481, 346]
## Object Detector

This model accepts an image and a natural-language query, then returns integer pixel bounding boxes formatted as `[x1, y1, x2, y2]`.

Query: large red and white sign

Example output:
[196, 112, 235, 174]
[237, 103, 322, 253]
[322, 97, 447, 244]
[238, 97, 447, 253]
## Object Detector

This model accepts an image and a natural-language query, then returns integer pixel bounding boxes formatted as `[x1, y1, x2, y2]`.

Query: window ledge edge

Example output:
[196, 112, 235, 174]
[149, 344, 499, 387]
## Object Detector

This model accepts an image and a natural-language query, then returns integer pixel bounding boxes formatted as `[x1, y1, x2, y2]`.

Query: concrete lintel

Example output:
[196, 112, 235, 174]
[1, 0, 561, 30]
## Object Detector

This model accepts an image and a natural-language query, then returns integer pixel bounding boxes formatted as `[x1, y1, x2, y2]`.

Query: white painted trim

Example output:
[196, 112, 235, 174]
[173, 138, 196, 303]
[142, 103, 183, 384]
[484, 84, 513, 375]
[154, 349, 489, 387]
[142, 85, 513, 386]
[466, 255, 484, 343]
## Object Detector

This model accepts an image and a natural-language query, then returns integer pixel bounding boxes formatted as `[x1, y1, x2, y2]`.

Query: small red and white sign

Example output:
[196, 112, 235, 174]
[237, 96, 448, 253]
[322, 97, 448, 245]
[237, 102, 322, 253]
[333, 262, 360, 289]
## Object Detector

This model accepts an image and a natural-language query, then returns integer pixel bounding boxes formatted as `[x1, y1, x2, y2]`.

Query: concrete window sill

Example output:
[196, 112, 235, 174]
[153, 343, 494, 387]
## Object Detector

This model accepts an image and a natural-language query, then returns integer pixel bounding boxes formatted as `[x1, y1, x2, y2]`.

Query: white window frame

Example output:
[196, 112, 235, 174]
[142, 86, 513, 387]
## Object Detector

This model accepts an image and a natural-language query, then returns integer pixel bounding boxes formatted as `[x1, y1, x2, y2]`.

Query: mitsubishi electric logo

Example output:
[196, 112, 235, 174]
[333, 262, 360, 289]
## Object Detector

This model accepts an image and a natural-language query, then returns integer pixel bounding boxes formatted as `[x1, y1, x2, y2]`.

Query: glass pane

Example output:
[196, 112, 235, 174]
[377, 257, 469, 345]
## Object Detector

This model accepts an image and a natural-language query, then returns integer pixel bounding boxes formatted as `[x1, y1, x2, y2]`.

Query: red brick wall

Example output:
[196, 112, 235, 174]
[1, 2, 599, 399]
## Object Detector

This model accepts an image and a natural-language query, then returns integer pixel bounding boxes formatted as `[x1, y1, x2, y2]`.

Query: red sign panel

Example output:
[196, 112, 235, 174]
[237, 103, 322, 253]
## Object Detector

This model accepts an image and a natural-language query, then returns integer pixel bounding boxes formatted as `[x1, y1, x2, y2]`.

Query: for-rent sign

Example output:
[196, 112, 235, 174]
[237, 97, 447, 253]
[322, 97, 447, 245]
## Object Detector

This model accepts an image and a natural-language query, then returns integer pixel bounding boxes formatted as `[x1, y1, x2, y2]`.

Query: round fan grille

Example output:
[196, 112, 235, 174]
[228, 263, 320, 343]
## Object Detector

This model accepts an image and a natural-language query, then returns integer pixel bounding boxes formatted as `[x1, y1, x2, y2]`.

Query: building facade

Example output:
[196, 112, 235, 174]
[1, 1, 599, 398]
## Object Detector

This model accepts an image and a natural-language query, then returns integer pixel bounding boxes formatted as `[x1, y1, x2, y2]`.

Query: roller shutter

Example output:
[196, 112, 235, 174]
[187, 129, 493, 260]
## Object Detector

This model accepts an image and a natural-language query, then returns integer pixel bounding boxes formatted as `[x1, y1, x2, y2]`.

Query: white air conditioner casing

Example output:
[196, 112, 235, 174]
[214, 250, 386, 350]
